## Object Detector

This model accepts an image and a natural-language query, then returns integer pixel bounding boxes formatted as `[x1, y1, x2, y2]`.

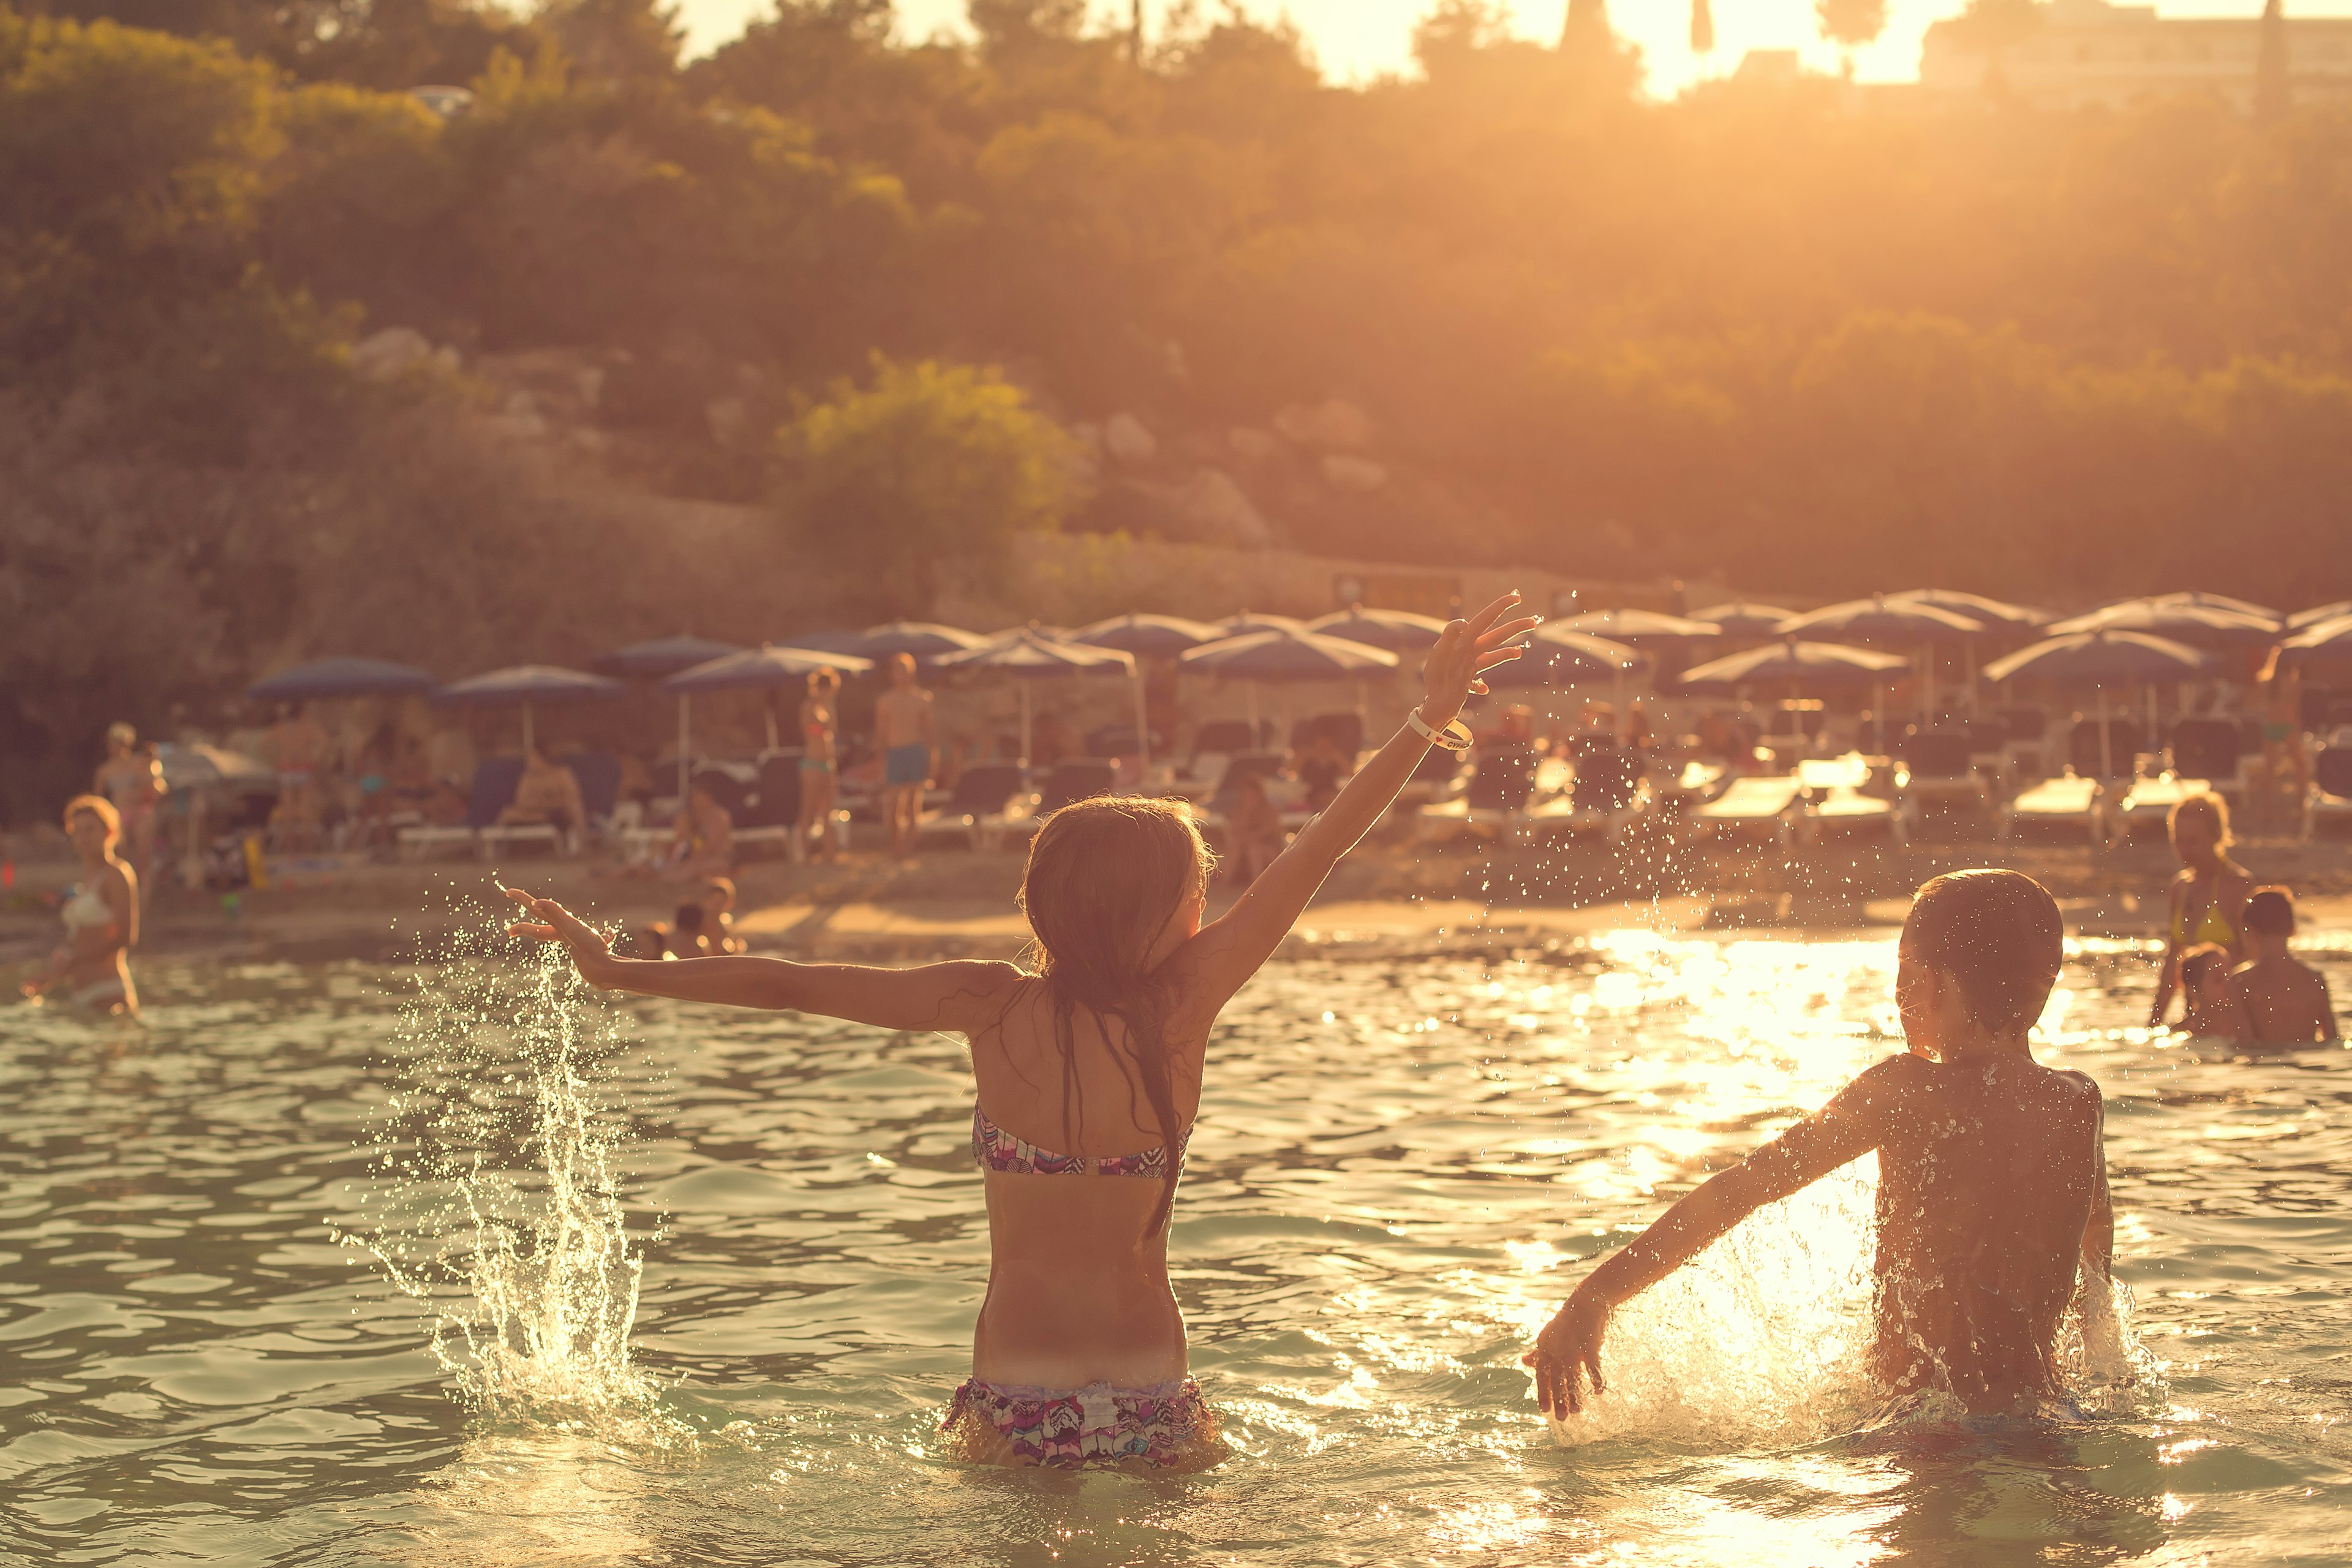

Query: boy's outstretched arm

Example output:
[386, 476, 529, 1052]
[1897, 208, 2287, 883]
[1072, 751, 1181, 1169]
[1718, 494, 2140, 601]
[1523, 1067, 1891, 1418]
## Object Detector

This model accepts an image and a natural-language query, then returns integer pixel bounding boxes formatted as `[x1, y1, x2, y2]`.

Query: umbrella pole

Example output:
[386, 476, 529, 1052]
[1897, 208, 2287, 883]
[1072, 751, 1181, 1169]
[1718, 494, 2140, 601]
[1872, 681, 1885, 752]
[1615, 666, 1628, 744]
[1247, 681, 1261, 748]
[1135, 667, 1151, 772]
[524, 702, 535, 756]
[766, 694, 779, 753]
[2098, 688, 2113, 783]
[1965, 641, 1978, 712]
[1020, 680, 1033, 767]
[677, 696, 691, 804]
[1920, 644, 1934, 725]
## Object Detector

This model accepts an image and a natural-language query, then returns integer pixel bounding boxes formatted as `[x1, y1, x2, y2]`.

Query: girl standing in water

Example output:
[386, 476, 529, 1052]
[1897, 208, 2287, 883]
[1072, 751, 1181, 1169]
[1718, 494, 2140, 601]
[21, 796, 140, 1016]
[2148, 792, 2252, 1030]
[505, 593, 1536, 1471]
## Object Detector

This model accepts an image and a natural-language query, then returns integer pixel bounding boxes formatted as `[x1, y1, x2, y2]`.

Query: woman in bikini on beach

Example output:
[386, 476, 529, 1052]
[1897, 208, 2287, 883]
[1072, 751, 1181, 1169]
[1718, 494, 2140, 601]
[2149, 791, 2253, 1030]
[504, 592, 1537, 1471]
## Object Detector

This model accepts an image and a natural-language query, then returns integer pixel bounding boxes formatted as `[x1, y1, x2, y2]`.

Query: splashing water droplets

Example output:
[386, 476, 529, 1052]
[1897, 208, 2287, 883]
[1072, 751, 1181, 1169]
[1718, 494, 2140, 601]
[342, 907, 662, 1423]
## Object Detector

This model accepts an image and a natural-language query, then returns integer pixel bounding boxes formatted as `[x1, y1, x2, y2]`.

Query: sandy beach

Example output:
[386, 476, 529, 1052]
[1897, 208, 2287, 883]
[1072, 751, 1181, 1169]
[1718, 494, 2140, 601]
[13, 831, 2351, 968]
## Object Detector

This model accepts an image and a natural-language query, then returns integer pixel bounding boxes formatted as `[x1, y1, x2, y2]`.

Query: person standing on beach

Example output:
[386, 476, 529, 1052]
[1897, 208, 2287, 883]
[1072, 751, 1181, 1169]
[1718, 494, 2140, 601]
[503, 592, 1539, 1471]
[2228, 888, 2339, 1048]
[875, 654, 935, 858]
[21, 796, 140, 1017]
[2253, 647, 2309, 831]
[2149, 793, 2252, 1030]
[798, 668, 841, 862]
[267, 703, 333, 850]
[92, 723, 165, 891]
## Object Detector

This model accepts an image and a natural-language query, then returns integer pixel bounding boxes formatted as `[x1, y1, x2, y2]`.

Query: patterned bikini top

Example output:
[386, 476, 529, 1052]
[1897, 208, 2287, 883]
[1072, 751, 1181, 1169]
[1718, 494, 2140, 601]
[971, 1102, 1188, 1179]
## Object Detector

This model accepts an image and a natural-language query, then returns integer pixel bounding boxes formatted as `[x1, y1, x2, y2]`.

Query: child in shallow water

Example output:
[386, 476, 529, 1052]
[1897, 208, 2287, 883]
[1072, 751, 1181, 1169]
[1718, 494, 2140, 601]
[507, 592, 1538, 1471]
[2176, 944, 2237, 1037]
[1527, 869, 2113, 1419]
[2227, 888, 2339, 1049]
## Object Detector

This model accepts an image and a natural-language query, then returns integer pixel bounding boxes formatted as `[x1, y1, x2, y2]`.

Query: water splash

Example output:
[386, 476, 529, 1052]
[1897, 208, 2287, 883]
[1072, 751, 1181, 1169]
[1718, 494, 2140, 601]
[341, 903, 663, 1424]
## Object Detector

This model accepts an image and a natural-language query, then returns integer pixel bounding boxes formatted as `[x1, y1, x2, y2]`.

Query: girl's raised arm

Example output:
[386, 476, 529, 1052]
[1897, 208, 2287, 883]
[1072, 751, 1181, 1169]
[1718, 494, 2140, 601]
[504, 887, 1019, 1033]
[1174, 592, 1539, 1014]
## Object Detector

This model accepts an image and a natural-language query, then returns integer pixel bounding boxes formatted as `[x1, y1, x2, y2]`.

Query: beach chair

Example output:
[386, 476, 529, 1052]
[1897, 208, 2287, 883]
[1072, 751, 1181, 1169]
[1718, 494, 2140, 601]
[1798, 754, 1905, 845]
[1417, 747, 1539, 843]
[2168, 718, 2249, 806]
[2068, 718, 2144, 783]
[565, 752, 622, 845]
[1695, 772, 1806, 846]
[1192, 721, 1256, 761]
[1395, 743, 1469, 809]
[1290, 712, 1364, 756]
[1999, 772, 2111, 845]
[1658, 758, 1731, 809]
[916, 763, 1035, 852]
[733, 752, 802, 859]
[402, 757, 521, 861]
[1194, 753, 1291, 837]
[1996, 707, 2049, 785]
[1898, 731, 1988, 833]
[2117, 769, 2203, 840]
[2304, 747, 2352, 839]
[1525, 748, 1649, 843]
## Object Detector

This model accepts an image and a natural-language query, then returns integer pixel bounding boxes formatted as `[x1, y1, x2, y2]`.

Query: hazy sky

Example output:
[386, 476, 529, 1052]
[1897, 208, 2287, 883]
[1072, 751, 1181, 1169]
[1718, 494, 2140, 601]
[671, 0, 2326, 98]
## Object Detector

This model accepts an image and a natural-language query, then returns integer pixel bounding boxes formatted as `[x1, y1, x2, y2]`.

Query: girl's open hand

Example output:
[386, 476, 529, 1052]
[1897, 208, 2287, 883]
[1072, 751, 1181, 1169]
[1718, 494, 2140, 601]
[503, 886, 619, 988]
[1523, 1295, 1608, 1419]
[1422, 591, 1542, 728]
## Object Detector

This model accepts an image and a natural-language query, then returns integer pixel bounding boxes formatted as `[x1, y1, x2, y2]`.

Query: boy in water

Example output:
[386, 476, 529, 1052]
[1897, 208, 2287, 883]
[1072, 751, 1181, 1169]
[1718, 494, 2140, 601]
[1527, 869, 2113, 1419]
[2176, 944, 2237, 1037]
[2228, 888, 2339, 1048]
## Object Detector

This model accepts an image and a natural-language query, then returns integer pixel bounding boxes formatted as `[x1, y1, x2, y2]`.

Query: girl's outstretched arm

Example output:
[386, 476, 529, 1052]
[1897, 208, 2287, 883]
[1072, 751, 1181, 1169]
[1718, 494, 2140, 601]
[504, 887, 1019, 1033]
[1174, 592, 1539, 1014]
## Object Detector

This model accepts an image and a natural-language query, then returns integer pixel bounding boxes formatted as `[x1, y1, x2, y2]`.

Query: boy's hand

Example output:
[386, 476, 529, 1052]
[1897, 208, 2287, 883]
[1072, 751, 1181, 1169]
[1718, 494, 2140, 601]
[503, 886, 619, 988]
[1523, 1294, 1609, 1418]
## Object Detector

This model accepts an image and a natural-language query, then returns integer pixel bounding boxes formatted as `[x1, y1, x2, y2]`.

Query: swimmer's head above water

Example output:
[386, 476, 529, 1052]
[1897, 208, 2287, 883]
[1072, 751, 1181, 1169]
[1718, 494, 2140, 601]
[1898, 869, 2063, 1061]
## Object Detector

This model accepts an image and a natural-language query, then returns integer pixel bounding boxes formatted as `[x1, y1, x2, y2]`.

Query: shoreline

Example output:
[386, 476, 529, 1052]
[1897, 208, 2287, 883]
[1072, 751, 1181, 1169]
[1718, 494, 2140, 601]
[12, 832, 2351, 967]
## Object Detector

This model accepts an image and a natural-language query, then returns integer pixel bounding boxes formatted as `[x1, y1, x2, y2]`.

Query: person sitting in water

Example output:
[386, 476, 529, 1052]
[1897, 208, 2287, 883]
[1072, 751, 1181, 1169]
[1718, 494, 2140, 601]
[21, 796, 141, 1017]
[2226, 888, 2339, 1049]
[2149, 793, 2253, 1030]
[696, 876, 746, 954]
[503, 593, 1536, 1471]
[2175, 944, 2237, 1037]
[1526, 869, 2113, 1420]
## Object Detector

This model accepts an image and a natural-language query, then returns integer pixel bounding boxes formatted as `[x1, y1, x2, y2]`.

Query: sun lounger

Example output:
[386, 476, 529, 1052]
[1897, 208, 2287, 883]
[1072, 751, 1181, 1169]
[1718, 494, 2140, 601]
[1999, 772, 2110, 844]
[1419, 747, 1541, 843]
[1898, 731, 1988, 833]
[1694, 774, 1806, 846]
[918, 763, 1035, 851]
[1996, 706, 2051, 786]
[2068, 718, 2145, 784]
[2168, 718, 2249, 807]
[478, 750, 622, 859]
[401, 756, 526, 861]
[2305, 747, 2352, 840]
[989, 758, 1122, 845]
[2116, 770, 2206, 840]
[1524, 748, 1650, 843]
[734, 752, 806, 860]
[1795, 755, 1905, 844]
[1658, 758, 1730, 809]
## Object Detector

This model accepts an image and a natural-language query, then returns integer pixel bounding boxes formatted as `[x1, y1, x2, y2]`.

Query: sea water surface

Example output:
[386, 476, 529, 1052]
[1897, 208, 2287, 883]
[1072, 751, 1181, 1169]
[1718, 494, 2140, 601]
[2, 914, 2348, 1566]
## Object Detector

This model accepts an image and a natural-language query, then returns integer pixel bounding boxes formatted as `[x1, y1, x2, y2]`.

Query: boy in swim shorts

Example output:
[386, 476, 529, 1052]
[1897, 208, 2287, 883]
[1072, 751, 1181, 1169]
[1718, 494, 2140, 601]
[1527, 869, 2114, 1419]
[873, 654, 935, 858]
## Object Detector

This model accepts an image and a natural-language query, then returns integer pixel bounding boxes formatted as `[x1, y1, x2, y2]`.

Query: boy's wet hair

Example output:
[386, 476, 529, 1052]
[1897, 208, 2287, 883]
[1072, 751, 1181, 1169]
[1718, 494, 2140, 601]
[1905, 869, 2064, 1036]
[2245, 886, 2296, 937]
[2179, 943, 2230, 994]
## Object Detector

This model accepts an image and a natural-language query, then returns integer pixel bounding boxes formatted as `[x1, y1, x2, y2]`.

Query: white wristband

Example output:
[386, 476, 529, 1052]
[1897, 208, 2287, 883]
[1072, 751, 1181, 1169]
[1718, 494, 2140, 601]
[1406, 707, 1472, 751]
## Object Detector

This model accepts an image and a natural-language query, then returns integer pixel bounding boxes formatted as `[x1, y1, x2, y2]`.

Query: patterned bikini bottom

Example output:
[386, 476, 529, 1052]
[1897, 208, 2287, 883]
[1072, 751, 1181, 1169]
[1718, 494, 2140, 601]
[942, 1376, 1224, 1471]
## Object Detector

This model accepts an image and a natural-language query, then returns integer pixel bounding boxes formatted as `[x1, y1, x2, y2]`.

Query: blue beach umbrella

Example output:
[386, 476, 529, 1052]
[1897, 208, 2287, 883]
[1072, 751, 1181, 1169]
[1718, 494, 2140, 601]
[846, 620, 990, 665]
[434, 665, 623, 753]
[1486, 626, 1643, 741]
[1983, 630, 2212, 781]
[1180, 627, 1399, 739]
[659, 645, 876, 784]
[248, 657, 435, 704]
[1555, 608, 1722, 648]
[1071, 612, 1221, 658]
[1687, 602, 1798, 639]
[936, 631, 1136, 764]
[1306, 606, 1452, 654]
[592, 635, 742, 680]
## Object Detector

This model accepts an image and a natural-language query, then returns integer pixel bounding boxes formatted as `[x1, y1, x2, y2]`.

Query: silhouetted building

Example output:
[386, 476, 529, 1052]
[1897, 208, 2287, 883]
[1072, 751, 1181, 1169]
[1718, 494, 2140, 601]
[1921, 0, 2352, 111]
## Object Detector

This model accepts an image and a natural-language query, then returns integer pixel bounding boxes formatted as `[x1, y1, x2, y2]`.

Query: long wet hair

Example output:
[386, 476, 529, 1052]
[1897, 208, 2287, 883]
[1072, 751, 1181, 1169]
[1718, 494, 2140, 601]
[1016, 794, 1215, 1234]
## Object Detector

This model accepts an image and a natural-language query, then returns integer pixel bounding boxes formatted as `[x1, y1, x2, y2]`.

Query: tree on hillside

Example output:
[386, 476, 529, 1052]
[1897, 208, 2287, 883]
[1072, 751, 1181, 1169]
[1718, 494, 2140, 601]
[778, 357, 1082, 620]
[1816, 0, 1887, 76]
[542, 0, 682, 83]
